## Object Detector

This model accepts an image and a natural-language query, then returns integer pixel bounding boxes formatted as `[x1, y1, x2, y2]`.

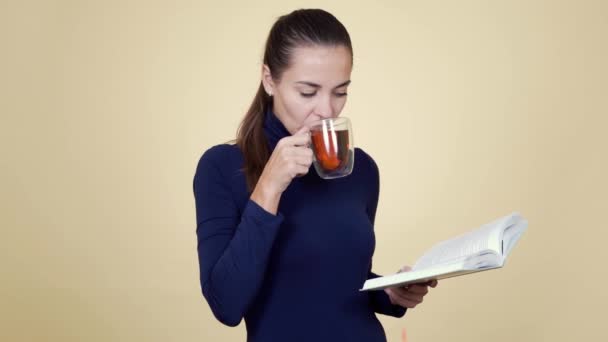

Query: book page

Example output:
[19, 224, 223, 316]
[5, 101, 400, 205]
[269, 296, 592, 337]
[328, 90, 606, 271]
[361, 262, 503, 291]
[502, 217, 528, 258]
[361, 213, 527, 291]
[412, 215, 514, 271]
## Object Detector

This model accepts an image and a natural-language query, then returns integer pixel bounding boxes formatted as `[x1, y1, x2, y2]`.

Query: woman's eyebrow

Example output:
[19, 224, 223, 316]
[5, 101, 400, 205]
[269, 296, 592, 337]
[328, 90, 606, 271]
[295, 80, 351, 89]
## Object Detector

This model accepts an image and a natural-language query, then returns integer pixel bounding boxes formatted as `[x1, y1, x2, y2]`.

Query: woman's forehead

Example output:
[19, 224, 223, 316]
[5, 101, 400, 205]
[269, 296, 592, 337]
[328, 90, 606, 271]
[282, 45, 352, 85]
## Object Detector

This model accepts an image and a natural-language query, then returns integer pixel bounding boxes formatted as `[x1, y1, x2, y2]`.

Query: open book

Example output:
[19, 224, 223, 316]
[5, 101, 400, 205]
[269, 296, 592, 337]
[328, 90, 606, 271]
[360, 212, 528, 291]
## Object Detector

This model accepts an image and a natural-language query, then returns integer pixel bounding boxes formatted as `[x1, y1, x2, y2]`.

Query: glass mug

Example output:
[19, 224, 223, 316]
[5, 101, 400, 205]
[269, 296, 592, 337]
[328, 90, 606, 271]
[308, 117, 354, 179]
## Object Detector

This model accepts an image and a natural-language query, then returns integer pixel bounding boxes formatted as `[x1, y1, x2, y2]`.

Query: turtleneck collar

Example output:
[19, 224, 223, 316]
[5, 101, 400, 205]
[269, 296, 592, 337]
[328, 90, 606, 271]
[263, 106, 291, 151]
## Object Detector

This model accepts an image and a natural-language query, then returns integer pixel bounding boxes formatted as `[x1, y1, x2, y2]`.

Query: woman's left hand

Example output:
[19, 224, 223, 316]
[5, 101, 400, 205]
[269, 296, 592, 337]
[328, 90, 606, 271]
[384, 266, 438, 309]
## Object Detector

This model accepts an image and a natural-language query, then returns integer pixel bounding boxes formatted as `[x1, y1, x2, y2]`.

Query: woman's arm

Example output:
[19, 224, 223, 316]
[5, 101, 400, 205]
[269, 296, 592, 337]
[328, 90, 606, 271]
[193, 145, 284, 326]
[363, 149, 407, 318]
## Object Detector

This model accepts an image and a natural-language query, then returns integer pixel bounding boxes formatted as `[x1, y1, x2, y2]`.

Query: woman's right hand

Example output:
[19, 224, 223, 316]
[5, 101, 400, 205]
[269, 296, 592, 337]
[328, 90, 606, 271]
[250, 126, 313, 214]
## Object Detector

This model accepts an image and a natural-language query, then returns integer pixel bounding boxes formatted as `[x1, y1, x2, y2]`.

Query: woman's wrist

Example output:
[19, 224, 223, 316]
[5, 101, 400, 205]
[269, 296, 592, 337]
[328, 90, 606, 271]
[250, 179, 281, 215]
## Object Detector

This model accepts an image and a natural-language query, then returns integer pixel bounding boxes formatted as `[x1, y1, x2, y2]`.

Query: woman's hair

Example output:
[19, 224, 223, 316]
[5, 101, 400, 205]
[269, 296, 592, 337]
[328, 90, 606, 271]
[236, 9, 353, 192]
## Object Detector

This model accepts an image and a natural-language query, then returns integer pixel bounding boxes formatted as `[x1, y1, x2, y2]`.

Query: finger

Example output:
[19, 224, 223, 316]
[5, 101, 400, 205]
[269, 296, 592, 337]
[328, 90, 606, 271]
[287, 162, 309, 178]
[294, 124, 310, 135]
[294, 155, 313, 167]
[285, 146, 313, 165]
[292, 125, 311, 145]
[388, 287, 423, 305]
[399, 265, 412, 273]
[391, 286, 426, 301]
[295, 164, 309, 177]
[387, 290, 421, 308]
[285, 132, 311, 147]
[281, 145, 311, 161]
[402, 284, 429, 295]
[292, 146, 313, 158]
[386, 287, 421, 302]
[429, 280, 438, 288]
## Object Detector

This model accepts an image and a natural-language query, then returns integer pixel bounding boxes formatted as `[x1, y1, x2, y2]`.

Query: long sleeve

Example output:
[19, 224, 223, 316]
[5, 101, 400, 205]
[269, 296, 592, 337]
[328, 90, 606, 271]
[367, 270, 407, 317]
[193, 146, 284, 326]
[363, 151, 407, 318]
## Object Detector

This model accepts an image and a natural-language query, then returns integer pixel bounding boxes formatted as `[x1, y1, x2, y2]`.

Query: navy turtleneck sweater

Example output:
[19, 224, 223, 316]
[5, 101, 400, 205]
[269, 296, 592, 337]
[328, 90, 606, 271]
[193, 108, 406, 341]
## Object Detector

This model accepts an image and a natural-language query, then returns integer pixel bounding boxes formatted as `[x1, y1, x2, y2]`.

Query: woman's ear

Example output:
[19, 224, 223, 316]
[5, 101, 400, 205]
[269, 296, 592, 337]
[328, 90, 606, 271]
[261, 64, 275, 96]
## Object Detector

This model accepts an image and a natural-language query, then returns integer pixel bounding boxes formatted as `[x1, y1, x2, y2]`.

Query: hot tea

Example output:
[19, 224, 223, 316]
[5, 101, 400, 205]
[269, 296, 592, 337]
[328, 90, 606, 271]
[310, 129, 350, 172]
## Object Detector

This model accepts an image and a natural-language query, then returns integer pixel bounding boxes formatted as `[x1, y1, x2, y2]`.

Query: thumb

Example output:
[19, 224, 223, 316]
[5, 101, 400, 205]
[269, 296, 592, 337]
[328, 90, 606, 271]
[398, 265, 412, 273]
[290, 125, 311, 147]
[294, 124, 310, 136]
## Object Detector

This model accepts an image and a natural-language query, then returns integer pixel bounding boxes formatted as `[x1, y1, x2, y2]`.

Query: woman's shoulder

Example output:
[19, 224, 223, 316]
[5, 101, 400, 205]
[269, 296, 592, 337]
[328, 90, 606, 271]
[200, 143, 241, 161]
[195, 143, 243, 177]
[355, 147, 379, 174]
[193, 143, 250, 207]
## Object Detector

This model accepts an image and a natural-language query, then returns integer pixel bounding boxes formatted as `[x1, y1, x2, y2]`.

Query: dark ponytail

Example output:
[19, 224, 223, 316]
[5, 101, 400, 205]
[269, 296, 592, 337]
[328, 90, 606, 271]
[236, 9, 353, 192]
[236, 84, 271, 192]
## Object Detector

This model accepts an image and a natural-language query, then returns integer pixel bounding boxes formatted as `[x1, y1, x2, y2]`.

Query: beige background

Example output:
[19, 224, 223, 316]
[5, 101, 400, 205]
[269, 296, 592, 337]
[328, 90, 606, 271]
[1, 0, 607, 341]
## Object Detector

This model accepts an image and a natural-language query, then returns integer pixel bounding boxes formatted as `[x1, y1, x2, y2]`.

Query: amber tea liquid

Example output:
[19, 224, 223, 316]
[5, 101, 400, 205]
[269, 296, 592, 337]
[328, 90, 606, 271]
[310, 129, 351, 173]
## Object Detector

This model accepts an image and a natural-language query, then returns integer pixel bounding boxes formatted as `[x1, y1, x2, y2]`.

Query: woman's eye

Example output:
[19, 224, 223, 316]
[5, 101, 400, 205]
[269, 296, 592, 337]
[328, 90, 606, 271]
[299, 92, 348, 98]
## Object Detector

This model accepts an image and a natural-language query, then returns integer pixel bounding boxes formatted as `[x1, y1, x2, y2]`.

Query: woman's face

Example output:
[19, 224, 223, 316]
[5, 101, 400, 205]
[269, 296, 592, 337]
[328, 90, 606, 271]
[262, 45, 352, 134]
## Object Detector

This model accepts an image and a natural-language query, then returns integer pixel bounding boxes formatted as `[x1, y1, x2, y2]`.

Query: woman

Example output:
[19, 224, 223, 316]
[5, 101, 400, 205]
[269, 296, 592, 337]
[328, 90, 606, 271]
[193, 9, 436, 341]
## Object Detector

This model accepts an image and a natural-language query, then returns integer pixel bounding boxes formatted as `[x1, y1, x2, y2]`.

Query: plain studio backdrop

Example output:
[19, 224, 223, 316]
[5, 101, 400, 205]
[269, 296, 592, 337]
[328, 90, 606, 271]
[1, 0, 606, 341]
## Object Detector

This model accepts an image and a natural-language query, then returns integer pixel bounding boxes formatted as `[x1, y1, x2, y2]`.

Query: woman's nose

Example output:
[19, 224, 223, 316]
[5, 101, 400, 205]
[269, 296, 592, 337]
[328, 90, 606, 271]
[314, 98, 334, 119]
